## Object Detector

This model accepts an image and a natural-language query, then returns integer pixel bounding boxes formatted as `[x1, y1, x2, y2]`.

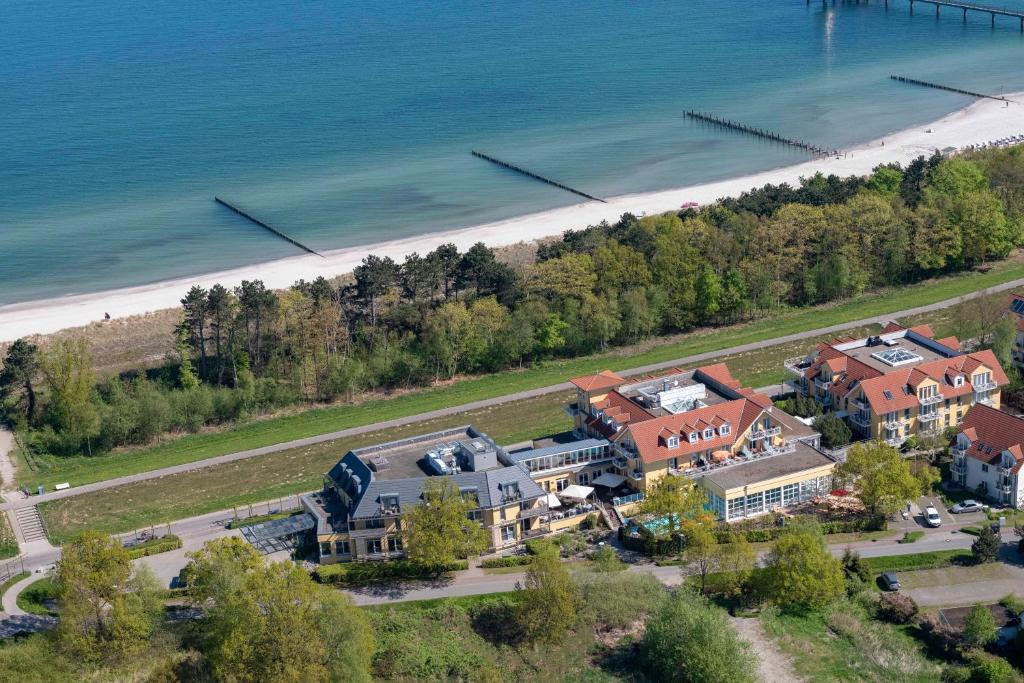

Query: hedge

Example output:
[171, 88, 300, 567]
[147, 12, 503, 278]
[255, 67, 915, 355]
[313, 559, 468, 585]
[863, 549, 973, 574]
[227, 511, 300, 530]
[124, 534, 183, 560]
[480, 556, 534, 569]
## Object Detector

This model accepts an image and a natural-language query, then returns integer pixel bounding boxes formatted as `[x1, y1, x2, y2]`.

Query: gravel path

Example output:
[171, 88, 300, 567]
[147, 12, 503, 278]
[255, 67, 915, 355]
[0, 429, 16, 493]
[729, 615, 804, 682]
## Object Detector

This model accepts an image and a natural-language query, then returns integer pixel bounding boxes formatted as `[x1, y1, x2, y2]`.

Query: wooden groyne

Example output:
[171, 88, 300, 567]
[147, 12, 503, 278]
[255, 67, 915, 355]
[684, 111, 838, 157]
[214, 197, 324, 258]
[471, 151, 605, 203]
[890, 75, 1007, 101]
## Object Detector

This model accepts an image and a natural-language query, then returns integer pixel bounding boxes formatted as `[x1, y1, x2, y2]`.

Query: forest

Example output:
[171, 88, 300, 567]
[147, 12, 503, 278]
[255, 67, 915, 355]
[3, 146, 1024, 458]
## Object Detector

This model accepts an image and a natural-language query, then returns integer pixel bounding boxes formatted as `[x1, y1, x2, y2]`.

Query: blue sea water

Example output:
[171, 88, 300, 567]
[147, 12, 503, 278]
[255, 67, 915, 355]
[2, 0, 1024, 305]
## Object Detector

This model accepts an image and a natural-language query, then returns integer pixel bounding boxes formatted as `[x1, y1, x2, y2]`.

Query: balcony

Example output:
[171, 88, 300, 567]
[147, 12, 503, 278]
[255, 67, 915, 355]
[814, 377, 833, 391]
[951, 461, 967, 476]
[917, 411, 939, 423]
[883, 418, 904, 430]
[1000, 464, 1014, 476]
[749, 426, 782, 441]
[918, 393, 944, 407]
[613, 455, 630, 470]
[612, 492, 645, 507]
[628, 470, 644, 481]
[976, 392, 996, 406]
[1000, 481, 1014, 495]
[784, 356, 813, 377]
[517, 503, 550, 520]
[850, 398, 869, 412]
[974, 379, 999, 392]
[849, 412, 871, 428]
[950, 447, 966, 458]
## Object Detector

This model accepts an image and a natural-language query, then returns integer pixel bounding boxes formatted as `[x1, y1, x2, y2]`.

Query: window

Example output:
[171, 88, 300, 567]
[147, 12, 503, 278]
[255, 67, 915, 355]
[982, 464, 989, 473]
[668, 436, 679, 448]
[904, 408, 911, 419]
[500, 524, 516, 543]
[466, 509, 483, 523]
[388, 537, 402, 553]
[746, 492, 765, 515]
[704, 428, 714, 439]
[366, 539, 383, 554]
[668, 457, 678, 470]
[556, 478, 569, 492]
[782, 483, 799, 506]
[720, 423, 731, 436]
[765, 487, 782, 509]
[334, 540, 350, 555]
[689, 432, 698, 444]
[727, 497, 745, 520]
[320, 542, 332, 556]
[365, 518, 384, 529]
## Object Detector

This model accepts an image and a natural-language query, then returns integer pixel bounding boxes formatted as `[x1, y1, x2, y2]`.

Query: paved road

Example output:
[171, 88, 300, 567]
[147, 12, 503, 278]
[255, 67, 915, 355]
[6, 275, 1023, 513]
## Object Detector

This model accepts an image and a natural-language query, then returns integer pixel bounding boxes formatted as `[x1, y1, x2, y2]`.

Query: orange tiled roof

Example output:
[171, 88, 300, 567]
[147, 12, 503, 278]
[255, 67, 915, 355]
[936, 336, 961, 351]
[955, 404, 1024, 473]
[622, 399, 761, 465]
[857, 350, 1008, 413]
[569, 370, 624, 392]
[909, 324, 935, 338]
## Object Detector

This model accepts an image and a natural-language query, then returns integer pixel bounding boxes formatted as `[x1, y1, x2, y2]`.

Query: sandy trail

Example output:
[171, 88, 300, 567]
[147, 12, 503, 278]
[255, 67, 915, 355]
[729, 615, 805, 682]
[2, 93, 1023, 341]
[0, 430, 15, 494]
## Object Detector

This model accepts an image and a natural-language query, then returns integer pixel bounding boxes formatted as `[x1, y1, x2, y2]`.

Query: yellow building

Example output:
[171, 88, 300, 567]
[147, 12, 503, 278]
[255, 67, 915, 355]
[786, 323, 1007, 445]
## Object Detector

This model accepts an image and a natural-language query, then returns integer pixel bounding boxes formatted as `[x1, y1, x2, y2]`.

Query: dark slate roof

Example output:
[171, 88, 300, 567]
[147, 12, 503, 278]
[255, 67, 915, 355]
[701, 441, 836, 492]
[328, 451, 373, 501]
[350, 465, 544, 519]
[506, 438, 610, 464]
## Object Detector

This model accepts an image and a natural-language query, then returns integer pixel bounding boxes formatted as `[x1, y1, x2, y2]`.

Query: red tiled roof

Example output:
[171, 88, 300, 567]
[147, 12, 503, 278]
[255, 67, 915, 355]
[955, 404, 1024, 473]
[909, 324, 935, 338]
[858, 350, 1008, 413]
[880, 322, 906, 334]
[936, 336, 960, 351]
[569, 370, 624, 392]
[623, 400, 757, 465]
[695, 363, 742, 390]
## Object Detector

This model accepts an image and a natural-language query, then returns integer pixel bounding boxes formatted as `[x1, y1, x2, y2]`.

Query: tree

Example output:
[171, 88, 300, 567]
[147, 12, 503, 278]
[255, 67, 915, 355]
[643, 590, 758, 683]
[40, 336, 100, 455]
[401, 477, 489, 565]
[759, 529, 845, 611]
[694, 264, 722, 323]
[836, 441, 922, 518]
[715, 531, 755, 598]
[963, 603, 999, 648]
[972, 524, 1002, 564]
[353, 255, 399, 335]
[637, 476, 709, 539]
[813, 412, 851, 449]
[516, 541, 580, 644]
[991, 315, 1016, 370]
[0, 338, 40, 425]
[180, 285, 209, 379]
[55, 531, 158, 662]
[527, 252, 597, 302]
[683, 523, 717, 594]
[185, 537, 373, 683]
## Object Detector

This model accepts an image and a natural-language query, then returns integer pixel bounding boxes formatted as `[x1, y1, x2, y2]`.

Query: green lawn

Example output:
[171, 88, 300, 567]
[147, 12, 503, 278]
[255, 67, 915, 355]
[19, 259, 1024, 493]
[16, 576, 57, 616]
[863, 549, 973, 574]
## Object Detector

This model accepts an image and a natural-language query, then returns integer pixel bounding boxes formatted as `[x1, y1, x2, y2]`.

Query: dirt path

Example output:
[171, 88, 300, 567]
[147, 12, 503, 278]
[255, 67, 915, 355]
[729, 615, 804, 683]
[0, 429, 16, 493]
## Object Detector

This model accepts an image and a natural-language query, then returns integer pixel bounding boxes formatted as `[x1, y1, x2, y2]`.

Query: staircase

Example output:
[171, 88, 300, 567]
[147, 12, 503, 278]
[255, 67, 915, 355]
[598, 501, 621, 531]
[14, 505, 47, 543]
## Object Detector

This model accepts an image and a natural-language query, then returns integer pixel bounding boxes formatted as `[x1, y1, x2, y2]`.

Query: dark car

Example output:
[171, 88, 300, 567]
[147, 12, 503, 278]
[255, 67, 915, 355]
[881, 573, 900, 591]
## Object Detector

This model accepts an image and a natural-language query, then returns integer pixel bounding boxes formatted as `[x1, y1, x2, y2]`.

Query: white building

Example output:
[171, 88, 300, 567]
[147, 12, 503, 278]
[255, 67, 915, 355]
[950, 403, 1024, 508]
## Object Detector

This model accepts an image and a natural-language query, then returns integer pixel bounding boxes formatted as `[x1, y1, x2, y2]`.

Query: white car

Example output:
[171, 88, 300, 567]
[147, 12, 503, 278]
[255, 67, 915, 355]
[950, 500, 984, 514]
[925, 506, 942, 528]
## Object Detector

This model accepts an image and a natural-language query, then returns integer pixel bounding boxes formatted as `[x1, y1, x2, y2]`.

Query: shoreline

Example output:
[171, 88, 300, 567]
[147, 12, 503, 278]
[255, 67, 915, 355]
[3, 93, 1023, 342]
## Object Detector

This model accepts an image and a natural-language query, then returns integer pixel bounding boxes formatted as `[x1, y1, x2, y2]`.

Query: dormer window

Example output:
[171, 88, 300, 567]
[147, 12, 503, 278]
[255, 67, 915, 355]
[667, 436, 680, 448]
[703, 428, 714, 439]
[954, 375, 964, 388]
[689, 432, 698, 444]
[720, 423, 731, 436]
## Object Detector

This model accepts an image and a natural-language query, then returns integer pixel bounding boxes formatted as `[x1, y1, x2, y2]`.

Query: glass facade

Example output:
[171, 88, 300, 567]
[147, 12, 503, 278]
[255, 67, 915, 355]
[722, 474, 832, 520]
[522, 445, 609, 473]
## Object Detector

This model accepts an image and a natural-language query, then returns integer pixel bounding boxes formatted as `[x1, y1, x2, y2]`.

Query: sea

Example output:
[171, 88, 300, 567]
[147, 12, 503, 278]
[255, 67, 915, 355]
[2, 0, 1024, 305]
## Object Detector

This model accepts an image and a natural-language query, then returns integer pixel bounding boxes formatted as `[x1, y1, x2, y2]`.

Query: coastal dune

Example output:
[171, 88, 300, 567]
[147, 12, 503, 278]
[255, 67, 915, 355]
[2, 94, 1022, 342]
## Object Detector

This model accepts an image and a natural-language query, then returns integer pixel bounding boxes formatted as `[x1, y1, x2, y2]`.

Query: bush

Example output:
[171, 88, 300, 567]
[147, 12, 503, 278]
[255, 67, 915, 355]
[591, 545, 626, 572]
[899, 531, 925, 544]
[920, 612, 962, 660]
[580, 572, 666, 632]
[479, 556, 533, 569]
[842, 548, 872, 583]
[972, 526, 1002, 564]
[998, 594, 1024, 614]
[313, 560, 467, 585]
[964, 650, 1020, 683]
[814, 412, 852, 449]
[878, 592, 919, 624]
[123, 534, 182, 560]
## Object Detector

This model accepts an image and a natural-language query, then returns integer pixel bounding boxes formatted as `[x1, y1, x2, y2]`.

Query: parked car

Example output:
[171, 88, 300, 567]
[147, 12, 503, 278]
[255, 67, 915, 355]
[950, 500, 984, 514]
[881, 573, 901, 591]
[925, 506, 942, 527]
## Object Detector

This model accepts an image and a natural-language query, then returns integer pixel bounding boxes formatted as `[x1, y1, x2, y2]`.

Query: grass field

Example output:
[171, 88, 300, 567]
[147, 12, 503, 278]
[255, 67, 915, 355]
[17, 259, 1024, 494]
[35, 262, 1024, 541]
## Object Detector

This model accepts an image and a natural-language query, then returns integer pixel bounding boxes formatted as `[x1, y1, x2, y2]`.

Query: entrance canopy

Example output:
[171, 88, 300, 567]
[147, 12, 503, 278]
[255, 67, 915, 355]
[240, 513, 316, 555]
[545, 493, 562, 508]
[592, 472, 625, 488]
[560, 484, 595, 501]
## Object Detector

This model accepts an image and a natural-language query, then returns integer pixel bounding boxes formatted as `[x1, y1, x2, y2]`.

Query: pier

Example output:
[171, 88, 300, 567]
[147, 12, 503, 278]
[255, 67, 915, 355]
[684, 111, 838, 157]
[884, 0, 1024, 30]
[471, 151, 606, 203]
[890, 75, 1008, 101]
[214, 197, 324, 258]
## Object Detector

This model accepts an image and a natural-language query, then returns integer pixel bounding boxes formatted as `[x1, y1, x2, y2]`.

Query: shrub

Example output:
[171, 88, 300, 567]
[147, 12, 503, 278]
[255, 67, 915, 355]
[123, 534, 182, 560]
[591, 545, 626, 572]
[963, 604, 999, 648]
[964, 650, 1019, 683]
[842, 548, 872, 583]
[313, 560, 467, 585]
[998, 594, 1024, 614]
[899, 531, 925, 544]
[972, 526, 1002, 564]
[878, 592, 919, 624]
[580, 572, 665, 631]
[479, 556, 533, 569]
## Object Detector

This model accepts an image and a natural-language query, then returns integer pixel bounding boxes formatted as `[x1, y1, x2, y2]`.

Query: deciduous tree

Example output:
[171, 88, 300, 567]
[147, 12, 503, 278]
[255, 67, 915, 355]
[759, 529, 845, 611]
[516, 541, 580, 644]
[401, 477, 489, 565]
[837, 441, 921, 517]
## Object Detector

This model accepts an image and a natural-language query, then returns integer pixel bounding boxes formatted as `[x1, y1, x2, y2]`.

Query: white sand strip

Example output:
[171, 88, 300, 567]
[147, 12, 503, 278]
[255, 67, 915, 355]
[2, 94, 1022, 342]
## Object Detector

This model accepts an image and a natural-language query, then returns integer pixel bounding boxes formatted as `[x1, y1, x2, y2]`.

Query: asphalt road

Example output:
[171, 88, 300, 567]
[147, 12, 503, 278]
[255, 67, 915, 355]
[6, 275, 1024, 513]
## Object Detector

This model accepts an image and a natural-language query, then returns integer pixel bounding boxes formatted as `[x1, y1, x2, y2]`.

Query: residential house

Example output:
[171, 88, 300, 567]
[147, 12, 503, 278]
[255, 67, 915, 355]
[786, 323, 1006, 445]
[950, 403, 1024, 508]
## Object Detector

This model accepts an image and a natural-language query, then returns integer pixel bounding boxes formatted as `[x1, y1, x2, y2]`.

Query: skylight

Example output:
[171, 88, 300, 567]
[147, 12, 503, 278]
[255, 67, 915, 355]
[871, 347, 923, 367]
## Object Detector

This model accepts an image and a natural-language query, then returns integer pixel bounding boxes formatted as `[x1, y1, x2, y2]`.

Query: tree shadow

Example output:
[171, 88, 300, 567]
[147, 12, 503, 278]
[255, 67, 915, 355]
[469, 601, 526, 647]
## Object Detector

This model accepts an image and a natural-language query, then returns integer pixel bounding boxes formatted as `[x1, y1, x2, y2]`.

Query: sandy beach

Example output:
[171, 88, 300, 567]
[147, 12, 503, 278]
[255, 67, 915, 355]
[3, 94, 1022, 342]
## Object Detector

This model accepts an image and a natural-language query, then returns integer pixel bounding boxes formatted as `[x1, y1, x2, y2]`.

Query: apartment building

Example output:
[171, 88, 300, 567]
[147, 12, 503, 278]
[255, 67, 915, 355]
[786, 323, 1007, 445]
[951, 403, 1024, 508]
[303, 426, 547, 564]
[566, 363, 835, 521]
